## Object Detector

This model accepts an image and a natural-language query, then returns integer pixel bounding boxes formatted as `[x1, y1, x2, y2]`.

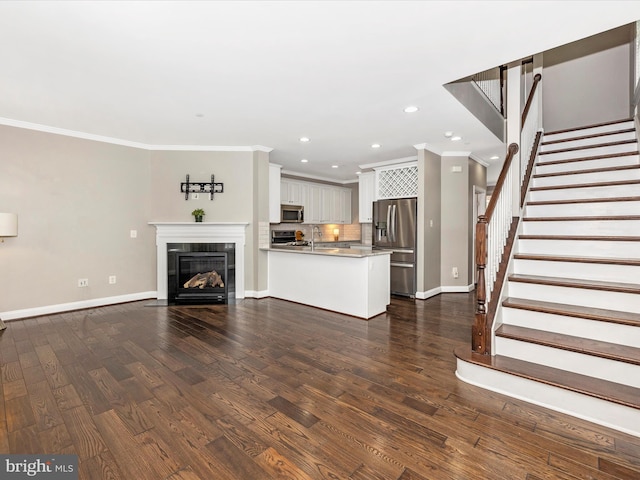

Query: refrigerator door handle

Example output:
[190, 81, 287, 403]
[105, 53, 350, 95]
[390, 249, 414, 254]
[390, 262, 414, 268]
[386, 204, 392, 240]
[391, 204, 397, 242]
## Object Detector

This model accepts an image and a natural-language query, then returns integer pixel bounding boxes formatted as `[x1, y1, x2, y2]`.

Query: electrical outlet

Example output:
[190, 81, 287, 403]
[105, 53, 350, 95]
[108, 275, 117, 284]
[78, 278, 89, 287]
[452, 267, 459, 279]
[130, 230, 137, 238]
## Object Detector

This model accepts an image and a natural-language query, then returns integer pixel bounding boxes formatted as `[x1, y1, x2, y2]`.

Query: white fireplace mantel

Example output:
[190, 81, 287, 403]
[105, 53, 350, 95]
[149, 222, 248, 300]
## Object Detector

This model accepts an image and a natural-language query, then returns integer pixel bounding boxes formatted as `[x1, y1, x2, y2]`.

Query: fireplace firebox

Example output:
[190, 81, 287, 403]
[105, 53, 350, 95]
[167, 242, 235, 305]
[175, 252, 228, 303]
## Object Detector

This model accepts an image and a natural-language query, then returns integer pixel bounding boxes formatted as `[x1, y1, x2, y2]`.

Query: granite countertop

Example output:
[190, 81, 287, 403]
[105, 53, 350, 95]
[263, 245, 390, 258]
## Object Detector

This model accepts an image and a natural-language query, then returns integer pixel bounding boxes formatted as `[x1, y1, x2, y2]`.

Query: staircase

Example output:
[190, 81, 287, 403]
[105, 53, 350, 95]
[456, 118, 640, 437]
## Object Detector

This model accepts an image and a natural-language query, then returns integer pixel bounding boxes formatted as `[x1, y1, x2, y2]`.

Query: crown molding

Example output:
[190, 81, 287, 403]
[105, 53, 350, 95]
[358, 155, 417, 170]
[0, 117, 265, 153]
[469, 154, 490, 167]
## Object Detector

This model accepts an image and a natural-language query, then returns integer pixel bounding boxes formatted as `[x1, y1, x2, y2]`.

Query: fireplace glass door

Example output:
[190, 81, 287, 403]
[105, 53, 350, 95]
[175, 252, 228, 303]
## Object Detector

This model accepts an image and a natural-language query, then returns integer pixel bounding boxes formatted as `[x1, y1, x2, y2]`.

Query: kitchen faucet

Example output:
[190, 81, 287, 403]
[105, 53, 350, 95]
[310, 225, 322, 250]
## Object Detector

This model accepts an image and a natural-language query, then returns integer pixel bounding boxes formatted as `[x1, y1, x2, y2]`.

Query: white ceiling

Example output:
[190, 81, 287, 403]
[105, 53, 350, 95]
[1, 1, 639, 182]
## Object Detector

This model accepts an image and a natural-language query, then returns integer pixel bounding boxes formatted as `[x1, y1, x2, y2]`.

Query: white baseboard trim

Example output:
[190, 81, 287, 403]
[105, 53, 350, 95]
[415, 287, 441, 300]
[0, 291, 157, 321]
[441, 283, 475, 293]
[244, 289, 270, 299]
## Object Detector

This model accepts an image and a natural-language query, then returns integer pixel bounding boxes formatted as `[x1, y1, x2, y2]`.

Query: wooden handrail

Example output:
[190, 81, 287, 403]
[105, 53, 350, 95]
[484, 143, 519, 222]
[521, 73, 542, 126]
[520, 131, 542, 208]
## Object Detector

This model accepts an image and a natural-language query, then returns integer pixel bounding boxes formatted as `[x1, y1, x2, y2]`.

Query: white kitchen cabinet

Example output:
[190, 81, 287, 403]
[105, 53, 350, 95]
[281, 178, 351, 224]
[281, 179, 305, 205]
[305, 184, 323, 223]
[358, 171, 375, 222]
[269, 164, 282, 223]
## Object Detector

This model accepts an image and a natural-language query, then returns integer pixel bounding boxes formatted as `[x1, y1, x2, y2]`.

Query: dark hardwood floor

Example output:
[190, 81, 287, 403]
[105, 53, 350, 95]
[1, 294, 639, 479]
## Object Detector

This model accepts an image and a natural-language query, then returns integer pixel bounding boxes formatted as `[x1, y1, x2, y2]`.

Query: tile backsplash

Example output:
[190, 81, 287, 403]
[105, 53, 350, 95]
[271, 223, 362, 242]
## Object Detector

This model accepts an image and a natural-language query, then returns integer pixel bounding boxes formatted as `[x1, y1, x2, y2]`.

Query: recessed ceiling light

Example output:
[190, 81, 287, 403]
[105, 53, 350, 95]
[300, 159, 308, 163]
[444, 131, 453, 138]
[371, 143, 381, 148]
[299, 137, 310, 142]
[451, 136, 462, 141]
[331, 165, 339, 169]
[490, 155, 499, 160]
[404, 106, 419, 113]
[356, 171, 362, 175]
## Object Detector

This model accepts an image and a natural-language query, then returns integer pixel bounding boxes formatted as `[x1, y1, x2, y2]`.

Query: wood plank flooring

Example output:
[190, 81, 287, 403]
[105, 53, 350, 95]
[1, 294, 639, 479]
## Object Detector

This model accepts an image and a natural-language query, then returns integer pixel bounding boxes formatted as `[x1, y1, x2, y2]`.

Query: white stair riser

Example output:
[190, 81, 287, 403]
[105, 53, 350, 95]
[507, 281, 640, 312]
[539, 143, 637, 162]
[532, 168, 640, 188]
[513, 259, 639, 284]
[522, 219, 640, 236]
[517, 239, 640, 258]
[541, 131, 637, 151]
[536, 154, 640, 175]
[525, 201, 640, 217]
[456, 359, 640, 438]
[494, 337, 640, 388]
[501, 308, 640, 347]
[529, 184, 640, 202]
[543, 122, 635, 142]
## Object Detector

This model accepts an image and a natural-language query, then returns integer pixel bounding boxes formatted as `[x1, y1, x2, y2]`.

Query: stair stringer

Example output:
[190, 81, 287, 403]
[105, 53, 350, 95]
[455, 358, 640, 438]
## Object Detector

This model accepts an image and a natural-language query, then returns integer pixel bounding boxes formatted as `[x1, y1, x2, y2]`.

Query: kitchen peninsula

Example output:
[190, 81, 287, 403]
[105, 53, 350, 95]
[266, 246, 391, 319]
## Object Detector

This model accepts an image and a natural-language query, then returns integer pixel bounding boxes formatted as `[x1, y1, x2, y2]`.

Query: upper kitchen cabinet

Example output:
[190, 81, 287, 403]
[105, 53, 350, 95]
[358, 171, 375, 222]
[319, 185, 351, 224]
[281, 179, 306, 205]
[281, 178, 351, 224]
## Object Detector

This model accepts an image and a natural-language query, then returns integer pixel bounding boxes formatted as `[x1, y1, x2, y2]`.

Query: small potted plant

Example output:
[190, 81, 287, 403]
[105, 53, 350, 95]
[191, 208, 205, 222]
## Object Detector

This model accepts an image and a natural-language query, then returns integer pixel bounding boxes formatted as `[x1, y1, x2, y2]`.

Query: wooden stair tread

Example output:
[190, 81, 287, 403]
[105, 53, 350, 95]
[541, 128, 636, 146]
[527, 196, 640, 206]
[514, 253, 640, 266]
[518, 234, 640, 242]
[539, 139, 637, 156]
[523, 215, 640, 222]
[530, 179, 640, 191]
[502, 297, 640, 327]
[544, 118, 633, 136]
[533, 163, 640, 178]
[454, 347, 640, 410]
[536, 150, 639, 167]
[508, 274, 640, 294]
[495, 324, 640, 366]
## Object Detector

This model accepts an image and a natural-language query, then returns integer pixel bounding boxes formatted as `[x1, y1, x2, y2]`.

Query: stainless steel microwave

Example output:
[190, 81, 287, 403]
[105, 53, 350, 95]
[281, 204, 304, 223]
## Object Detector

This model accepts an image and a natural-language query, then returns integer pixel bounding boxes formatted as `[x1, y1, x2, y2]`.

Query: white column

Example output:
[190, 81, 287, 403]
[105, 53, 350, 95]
[506, 62, 522, 213]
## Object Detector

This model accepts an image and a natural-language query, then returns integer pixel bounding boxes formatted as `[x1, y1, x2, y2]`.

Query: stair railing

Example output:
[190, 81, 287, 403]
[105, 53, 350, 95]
[473, 73, 543, 356]
[474, 143, 518, 355]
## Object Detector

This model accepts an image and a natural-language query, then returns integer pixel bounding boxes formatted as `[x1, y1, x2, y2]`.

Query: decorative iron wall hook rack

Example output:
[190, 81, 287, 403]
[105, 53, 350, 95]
[180, 174, 224, 200]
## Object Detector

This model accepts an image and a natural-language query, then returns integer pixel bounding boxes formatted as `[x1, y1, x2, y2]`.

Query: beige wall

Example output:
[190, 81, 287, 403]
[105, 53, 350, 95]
[417, 148, 441, 293]
[0, 126, 266, 315]
[440, 155, 469, 288]
[0, 125, 155, 313]
[543, 25, 632, 131]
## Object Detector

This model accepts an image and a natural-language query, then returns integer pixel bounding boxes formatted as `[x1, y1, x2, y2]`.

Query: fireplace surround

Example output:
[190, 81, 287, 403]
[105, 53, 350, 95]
[150, 222, 248, 301]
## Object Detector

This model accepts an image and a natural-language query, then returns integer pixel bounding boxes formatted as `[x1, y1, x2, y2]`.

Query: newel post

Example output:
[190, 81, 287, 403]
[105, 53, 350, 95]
[473, 215, 490, 355]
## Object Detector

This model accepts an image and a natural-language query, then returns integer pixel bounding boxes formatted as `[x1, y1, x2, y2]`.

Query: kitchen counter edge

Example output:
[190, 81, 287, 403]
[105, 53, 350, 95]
[261, 246, 392, 258]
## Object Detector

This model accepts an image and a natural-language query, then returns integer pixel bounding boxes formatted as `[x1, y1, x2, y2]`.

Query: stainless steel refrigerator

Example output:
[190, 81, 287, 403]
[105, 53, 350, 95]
[372, 197, 417, 297]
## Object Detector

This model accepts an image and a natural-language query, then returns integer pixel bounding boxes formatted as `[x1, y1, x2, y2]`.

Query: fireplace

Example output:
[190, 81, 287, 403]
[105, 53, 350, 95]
[175, 252, 228, 303]
[150, 222, 248, 302]
[167, 243, 235, 304]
